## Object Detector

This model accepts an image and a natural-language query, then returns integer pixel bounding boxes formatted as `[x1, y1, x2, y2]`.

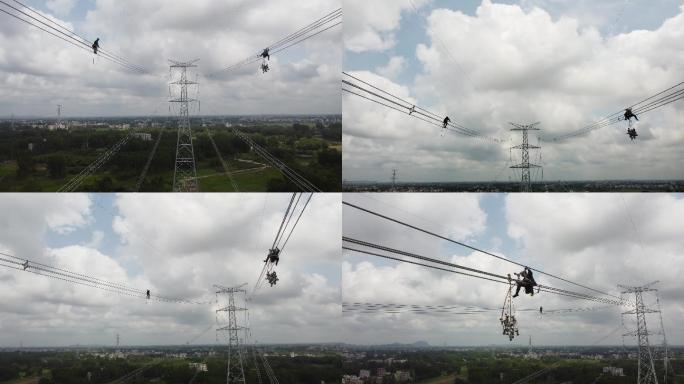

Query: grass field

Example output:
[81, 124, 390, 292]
[417, 373, 458, 384]
[1, 376, 41, 384]
[198, 166, 281, 191]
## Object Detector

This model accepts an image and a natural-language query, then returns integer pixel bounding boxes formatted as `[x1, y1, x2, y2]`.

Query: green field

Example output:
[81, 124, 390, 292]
[0, 121, 342, 192]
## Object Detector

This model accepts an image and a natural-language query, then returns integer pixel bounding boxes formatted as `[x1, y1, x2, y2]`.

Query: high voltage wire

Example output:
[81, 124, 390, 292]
[107, 360, 164, 384]
[254, 193, 313, 294]
[343, 201, 626, 303]
[258, 349, 280, 384]
[548, 81, 684, 141]
[252, 347, 265, 384]
[208, 8, 341, 77]
[342, 72, 503, 143]
[343, 238, 626, 306]
[231, 127, 321, 192]
[205, 127, 239, 192]
[342, 302, 611, 315]
[57, 131, 134, 192]
[0, 0, 149, 74]
[0, 251, 211, 305]
[9, 0, 148, 73]
[134, 129, 165, 192]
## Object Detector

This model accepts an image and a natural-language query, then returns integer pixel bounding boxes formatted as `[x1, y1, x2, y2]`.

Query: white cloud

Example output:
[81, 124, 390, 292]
[45, 0, 77, 17]
[376, 56, 406, 79]
[342, 193, 684, 346]
[0, 193, 342, 346]
[0, 0, 341, 116]
[343, 0, 430, 52]
[344, 1, 684, 181]
[0, 194, 91, 259]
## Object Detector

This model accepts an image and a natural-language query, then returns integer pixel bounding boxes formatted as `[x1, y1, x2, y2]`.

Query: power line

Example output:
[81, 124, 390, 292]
[343, 302, 611, 316]
[343, 201, 625, 302]
[343, 238, 627, 306]
[279, 193, 313, 251]
[208, 8, 341, 77]
[231, 127, 321, 192]
[135, 128, 165, 192]
[342, 72, 502, 142]
[9, 0, 149, 73]
[0, 1, 148, 73]
[254, 193, 313, 294]
[548, 81, 684, 142]
[57, 131, 133, 192]
[0, 251, 211, 305]
[205, 127, 239, 192]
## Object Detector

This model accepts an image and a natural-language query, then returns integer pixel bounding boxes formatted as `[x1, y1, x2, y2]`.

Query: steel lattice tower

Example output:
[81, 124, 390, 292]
[391, 169, 397, 189]
[216, 284, 248, 384]
[510, 122, 541, 192]
[620, 281, 660, 384]
[655, 291, 670, 384]
[57, 105, 62, 129]
[169, 59, 199, 192]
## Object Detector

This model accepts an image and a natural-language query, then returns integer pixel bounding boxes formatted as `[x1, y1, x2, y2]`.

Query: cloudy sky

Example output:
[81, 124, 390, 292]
[343, 0, 684, 182]
[0, 0, 341, 117]
[0, 193, 341, 347]
[342, 193, 684, 346]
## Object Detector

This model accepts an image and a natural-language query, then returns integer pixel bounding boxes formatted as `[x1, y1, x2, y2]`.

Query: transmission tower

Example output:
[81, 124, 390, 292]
[116, 333, 120, 347]
[510, 122, 541, 192]
[619, 281, 660, 384]
[57, 104, 62, 129]
[391, 169, 397, 189]
[655, 290, 670, 383]
[169, 59, 199, 192]
[216, 284, 248, 384]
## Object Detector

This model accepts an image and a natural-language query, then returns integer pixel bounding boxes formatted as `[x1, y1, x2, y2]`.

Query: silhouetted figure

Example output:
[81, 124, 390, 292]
[624, 108, 639, 122]
[92, 38, 100, 54]
[513, 267, 537, 298]
[442, 116, 451, 128]
[264, 248, 280, 265]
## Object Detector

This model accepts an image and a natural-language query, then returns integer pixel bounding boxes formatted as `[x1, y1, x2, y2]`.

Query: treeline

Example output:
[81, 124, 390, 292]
[0, 121, 342, 191]
[0, 351, 342, 384]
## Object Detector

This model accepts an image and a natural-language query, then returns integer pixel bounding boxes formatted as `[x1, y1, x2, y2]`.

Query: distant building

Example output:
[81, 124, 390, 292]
[189, 362, 208, 372]
[394, 371, 410, 382]
[342, 375, 362, 384]
[603, 366, 625, 376]
[132, 132, 153, 141]
[359, 369, 370, 378]
[377, 367, 386, 376]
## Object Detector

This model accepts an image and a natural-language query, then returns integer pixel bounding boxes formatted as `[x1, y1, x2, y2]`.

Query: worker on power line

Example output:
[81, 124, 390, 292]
[264, 248, 280, 265]
[408, 105, 416, 115]
[512, 267, 537, 298]
[92, 38, 100, 54]
[442, 116, 451, 129]
[624, 108, 639, 122]
[261, 48, 270, 61]
[146, 289, 150, 300]
[539, 306, 543, 315]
